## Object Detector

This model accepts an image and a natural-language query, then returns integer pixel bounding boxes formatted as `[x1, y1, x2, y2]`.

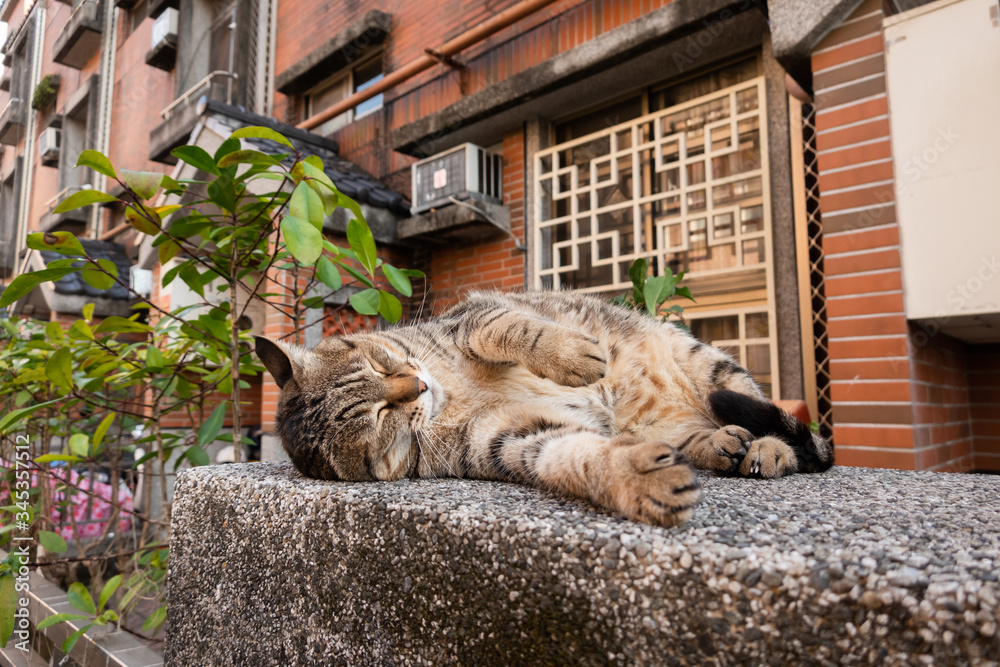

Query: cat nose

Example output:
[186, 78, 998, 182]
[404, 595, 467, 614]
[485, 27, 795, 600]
[386, 376, 428, 403]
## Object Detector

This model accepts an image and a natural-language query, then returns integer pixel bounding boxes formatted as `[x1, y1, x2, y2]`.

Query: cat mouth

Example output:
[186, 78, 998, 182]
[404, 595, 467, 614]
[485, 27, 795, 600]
[417, 373, 444, 423]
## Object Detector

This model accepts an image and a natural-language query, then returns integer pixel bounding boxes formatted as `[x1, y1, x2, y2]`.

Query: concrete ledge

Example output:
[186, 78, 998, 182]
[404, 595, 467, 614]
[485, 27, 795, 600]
[166, 463, 1000, 665]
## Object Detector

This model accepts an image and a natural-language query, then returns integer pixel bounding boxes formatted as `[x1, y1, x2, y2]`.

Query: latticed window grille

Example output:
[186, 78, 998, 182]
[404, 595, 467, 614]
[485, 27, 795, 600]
[800, 103, 834, 440]
[533, 77, 780, 397]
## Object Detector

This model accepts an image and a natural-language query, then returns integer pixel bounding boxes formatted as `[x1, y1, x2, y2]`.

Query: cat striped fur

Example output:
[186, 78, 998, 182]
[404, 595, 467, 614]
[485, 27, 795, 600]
[255, 290, 833, 527]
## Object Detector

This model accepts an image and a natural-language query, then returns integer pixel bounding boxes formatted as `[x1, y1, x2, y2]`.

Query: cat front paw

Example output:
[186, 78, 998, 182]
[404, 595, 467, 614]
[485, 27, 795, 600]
[738, 436, 797, 479]
[604, 438, 700, 527]
[691, 426, 752, 475]
[522, 327, 607, 387]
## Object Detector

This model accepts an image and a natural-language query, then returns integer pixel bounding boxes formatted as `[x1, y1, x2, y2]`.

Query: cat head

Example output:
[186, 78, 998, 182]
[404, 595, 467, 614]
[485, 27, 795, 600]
[254, 335, 443, 481]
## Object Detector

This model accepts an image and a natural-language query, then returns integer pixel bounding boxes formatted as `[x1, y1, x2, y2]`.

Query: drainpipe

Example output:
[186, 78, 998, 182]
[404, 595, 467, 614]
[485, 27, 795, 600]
[90, 0, 119, 238]
[297, 0, 561, 131]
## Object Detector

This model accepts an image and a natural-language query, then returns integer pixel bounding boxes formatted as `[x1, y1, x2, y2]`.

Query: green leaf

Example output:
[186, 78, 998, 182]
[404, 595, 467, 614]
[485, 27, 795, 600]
[346, 218, 377, 276]
[178, 264, 207, 298]
[63, 625, 91, 654]
[349, 288, 380, 316]
[184, 445, 210, 467]
[0, 398, 61, 435]
[171, 146, 221, 176]
[45, 320, 65, 343]
[643, 275, 673, 316]
[0, 575, 14, 647]
[98, 575, 121, 612]
[68, 433, 89, 457]
[381, 264, 412, 297]
[68, 319, 94, 340]
[36, 613, 91, 630]
[76, 149, 116, 179]
[197, 402, 227, 447]
[280, 215, 322, 266]
[126, 205, 161, 235]
[230, 125, 294, 149]
[93, 413, 115, 452]
[34, 454, 85, 464]
[214, 138, 241, 162]
[289, 181, 325, 230]
[120, 169, 164, 200]
[67, 582, 96, 615]
[378, 291, 402, 323]
[142, 605, 167, 634]
[39, 530, 68, 554]
[93, 316, 152, 334]
[82, 303, 95, 321]
[81, 258, 118, 290]
[315, 256, 342, 291]
[14, 390, 30, 407]
[674, 286, 695, 302]
[301, 159, 339, 215]
[46, 347, 73, 389]
[217, 149, 280, 168]
[0, 268, 81, 309]
[158, 239, 181, 264]
[337, 262, 373, 288]
[26, 231, 86, 256]
[53, 189, 119, 213]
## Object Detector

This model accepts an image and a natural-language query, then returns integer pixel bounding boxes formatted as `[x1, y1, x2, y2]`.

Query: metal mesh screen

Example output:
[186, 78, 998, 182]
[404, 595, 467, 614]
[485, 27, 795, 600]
[801, 103, 834, 441]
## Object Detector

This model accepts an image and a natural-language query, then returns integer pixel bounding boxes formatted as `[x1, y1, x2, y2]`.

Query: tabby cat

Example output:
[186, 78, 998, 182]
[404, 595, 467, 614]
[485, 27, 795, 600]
[255, 290, 832, 527]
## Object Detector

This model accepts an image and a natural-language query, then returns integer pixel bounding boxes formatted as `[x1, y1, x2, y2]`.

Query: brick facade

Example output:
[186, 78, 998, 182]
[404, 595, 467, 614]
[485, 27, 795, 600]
[810, 0, 999, 472]
[2, 0, 996, 473]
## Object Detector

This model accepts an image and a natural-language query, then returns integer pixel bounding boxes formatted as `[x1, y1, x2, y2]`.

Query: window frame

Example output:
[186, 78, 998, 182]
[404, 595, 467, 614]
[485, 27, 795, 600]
[531, 65, 780, 397]
[304, 51, 384, 131]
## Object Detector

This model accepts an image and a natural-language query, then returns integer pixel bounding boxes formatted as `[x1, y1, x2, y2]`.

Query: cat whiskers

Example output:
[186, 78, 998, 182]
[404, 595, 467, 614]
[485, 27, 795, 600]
[415, 430, 458, 477]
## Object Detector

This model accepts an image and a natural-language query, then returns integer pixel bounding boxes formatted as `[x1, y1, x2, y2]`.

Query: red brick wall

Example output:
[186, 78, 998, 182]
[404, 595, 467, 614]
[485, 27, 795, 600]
[276, 0, 679, 179]
[812, 0, 914, 469]
[106, 8, 175, 187]
[909, 329, 973, 472]
[969, 346, 1000, 472]
[812, 0, 998, 473]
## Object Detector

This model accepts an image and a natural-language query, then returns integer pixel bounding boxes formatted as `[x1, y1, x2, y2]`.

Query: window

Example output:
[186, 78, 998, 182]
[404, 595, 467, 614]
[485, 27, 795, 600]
[533, 57, 780, 395]
[688, 311, 775, 397]
[306, 54, 384, 136]
[0, 167, 20, 273]
[56, 89, 92, 205]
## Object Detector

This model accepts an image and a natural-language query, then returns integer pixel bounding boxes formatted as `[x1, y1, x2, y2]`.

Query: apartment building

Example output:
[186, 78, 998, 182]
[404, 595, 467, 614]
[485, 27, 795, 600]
[0, 0, 997, 472]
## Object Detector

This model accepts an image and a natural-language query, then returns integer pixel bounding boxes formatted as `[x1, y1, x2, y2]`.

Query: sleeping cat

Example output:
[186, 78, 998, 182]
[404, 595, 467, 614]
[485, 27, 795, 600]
[255, 290, 832, 527]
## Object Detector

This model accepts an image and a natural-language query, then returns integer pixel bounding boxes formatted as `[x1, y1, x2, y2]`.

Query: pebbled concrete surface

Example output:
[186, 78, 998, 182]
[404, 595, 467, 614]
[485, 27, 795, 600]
[165, 463, 1000, 666]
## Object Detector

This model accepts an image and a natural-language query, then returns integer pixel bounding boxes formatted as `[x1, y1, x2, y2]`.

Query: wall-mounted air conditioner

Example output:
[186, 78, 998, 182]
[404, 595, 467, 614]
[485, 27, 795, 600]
[130, 266, 153, 298]
[39, 127, 60, 166]
[411, 143, 502, 214]
[151, 8, 179, 50]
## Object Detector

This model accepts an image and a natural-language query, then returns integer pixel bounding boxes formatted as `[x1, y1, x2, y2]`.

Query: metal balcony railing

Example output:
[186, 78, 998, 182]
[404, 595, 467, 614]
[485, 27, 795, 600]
[160, 70, 238, 121]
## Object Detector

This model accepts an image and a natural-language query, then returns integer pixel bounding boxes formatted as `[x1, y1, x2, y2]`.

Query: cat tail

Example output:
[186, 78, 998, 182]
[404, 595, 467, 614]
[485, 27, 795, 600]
[708, 389, 833, 474]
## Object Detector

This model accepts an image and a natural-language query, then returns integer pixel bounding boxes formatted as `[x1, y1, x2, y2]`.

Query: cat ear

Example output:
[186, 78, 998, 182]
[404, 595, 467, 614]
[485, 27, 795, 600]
[254, 336, 296, 390]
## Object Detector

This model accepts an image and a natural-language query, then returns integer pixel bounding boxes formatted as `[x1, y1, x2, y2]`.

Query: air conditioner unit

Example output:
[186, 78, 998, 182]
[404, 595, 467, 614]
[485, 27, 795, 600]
[130, 266, 152, 297]
[38, 127, 60, 165]
[151, 8, 178, 50]
[411, 143, 502, 214]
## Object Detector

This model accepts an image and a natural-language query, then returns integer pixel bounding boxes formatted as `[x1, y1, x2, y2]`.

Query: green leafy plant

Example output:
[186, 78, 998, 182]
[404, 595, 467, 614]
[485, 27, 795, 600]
[611, 257, 695, 324]
[31, 74, 58, 111]
[0, 127, 420, 648]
